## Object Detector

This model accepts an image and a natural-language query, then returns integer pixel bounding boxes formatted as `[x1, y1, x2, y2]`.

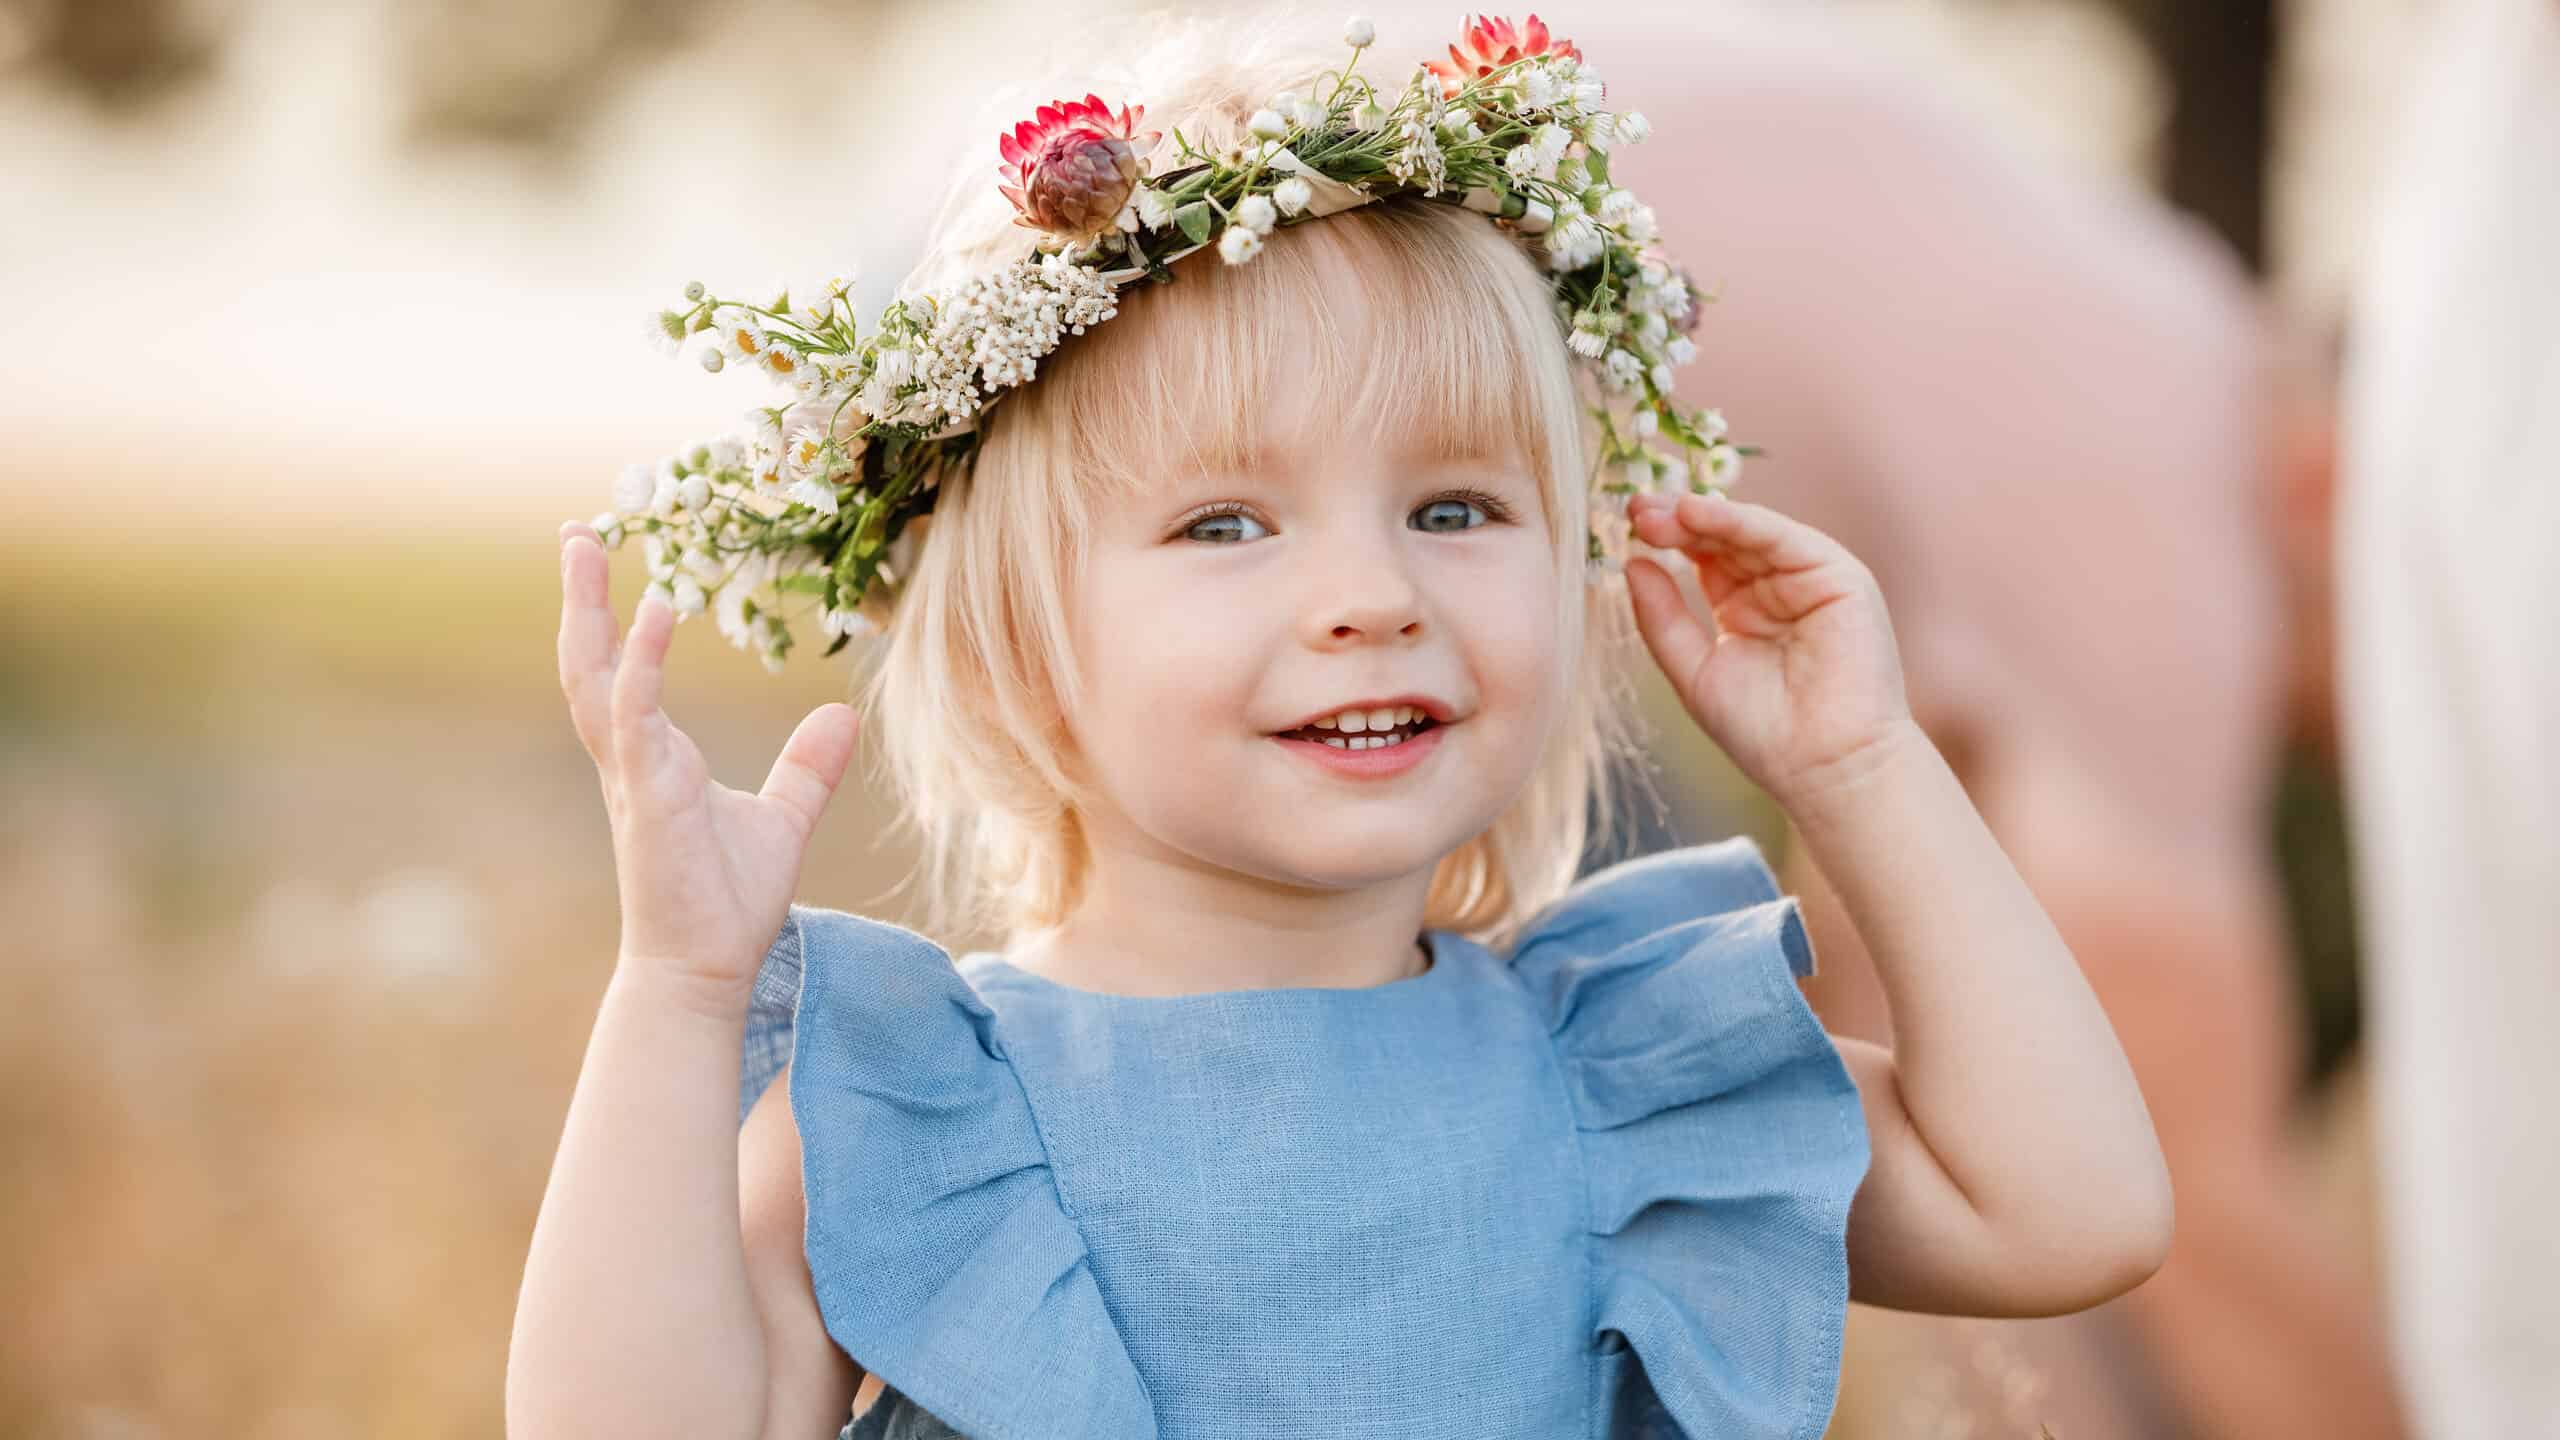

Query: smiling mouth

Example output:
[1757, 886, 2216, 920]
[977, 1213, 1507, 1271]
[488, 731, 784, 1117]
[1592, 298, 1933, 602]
[1272, 716, 1443, 750]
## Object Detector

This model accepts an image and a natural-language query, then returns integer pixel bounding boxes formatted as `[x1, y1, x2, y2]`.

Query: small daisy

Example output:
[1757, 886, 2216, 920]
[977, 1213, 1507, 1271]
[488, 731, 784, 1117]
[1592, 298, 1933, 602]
[1219, 225, 1264, 264]
[1705, 443, 1742, 483]
[1235, 193, 1279, 234]
[1272, 177, 1315, 216]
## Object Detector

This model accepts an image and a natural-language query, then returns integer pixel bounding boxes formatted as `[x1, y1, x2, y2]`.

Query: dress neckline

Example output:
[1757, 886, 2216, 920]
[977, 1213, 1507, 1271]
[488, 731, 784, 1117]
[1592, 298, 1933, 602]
[964, 927, 1470, 1003]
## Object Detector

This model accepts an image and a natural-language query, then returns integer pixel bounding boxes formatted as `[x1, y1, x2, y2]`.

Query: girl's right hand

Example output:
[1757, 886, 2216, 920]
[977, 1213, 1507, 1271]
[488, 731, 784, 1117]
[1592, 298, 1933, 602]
[556, 520, 860, 1010]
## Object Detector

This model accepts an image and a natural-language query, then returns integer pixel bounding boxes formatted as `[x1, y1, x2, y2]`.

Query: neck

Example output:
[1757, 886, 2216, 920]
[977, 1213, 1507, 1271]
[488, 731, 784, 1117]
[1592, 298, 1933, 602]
[1010, 831, 1440, 997]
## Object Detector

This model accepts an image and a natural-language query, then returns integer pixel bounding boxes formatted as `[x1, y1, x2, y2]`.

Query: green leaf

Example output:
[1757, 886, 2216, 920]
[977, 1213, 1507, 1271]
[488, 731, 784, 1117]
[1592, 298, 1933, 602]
[1174, 201, 1214, 247]
[1584, 149, 1610, 186]
[776, 572, 830, 595]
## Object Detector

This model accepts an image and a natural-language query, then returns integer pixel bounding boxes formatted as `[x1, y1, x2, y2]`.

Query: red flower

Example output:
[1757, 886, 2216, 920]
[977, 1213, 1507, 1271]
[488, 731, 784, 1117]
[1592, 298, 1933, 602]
[996, 94, 1163, 240]
[1424, 14, 1582, 97]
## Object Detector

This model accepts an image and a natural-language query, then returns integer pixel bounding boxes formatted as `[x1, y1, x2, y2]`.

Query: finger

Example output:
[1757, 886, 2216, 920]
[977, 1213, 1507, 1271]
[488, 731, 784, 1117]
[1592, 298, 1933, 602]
[1623, 554, 1713, 695]
[611, 592, 676, 763]
[759, 703, 861, 835]
[558, 534, 621, 758]
[1627, 502, 1751, 607]
[1670, 493, 1840, 574]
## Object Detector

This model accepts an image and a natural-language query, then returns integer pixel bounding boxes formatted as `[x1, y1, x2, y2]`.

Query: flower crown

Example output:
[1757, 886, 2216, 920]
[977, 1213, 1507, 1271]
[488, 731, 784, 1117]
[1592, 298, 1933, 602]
[590, 13, 1750, 672]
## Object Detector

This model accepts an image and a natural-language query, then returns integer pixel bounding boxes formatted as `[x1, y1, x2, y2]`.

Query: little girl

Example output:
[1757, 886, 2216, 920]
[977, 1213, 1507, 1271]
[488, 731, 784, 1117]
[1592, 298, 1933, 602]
[510, 14, 2172, 1439]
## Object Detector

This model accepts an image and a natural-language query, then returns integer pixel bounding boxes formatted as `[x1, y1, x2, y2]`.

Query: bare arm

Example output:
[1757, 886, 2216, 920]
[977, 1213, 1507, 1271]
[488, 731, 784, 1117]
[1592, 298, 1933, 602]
[509, 967, 770, 1439]
[740, 1065, 867, 1437]
[510, 524, 860, 1439]
[1790, 729, 2408, 1437]
[1621, 491, 2170, 1318]
[1789, 725, 2174, 1316]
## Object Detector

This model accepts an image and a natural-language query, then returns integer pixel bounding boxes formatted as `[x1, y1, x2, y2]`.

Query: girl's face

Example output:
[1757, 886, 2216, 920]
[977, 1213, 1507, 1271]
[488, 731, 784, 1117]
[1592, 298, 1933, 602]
[1062, 382, 1566, 897]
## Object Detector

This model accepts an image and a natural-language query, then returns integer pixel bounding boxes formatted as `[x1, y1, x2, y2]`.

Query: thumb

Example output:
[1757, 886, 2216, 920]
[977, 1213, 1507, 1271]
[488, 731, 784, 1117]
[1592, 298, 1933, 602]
[758, 702, 860, 834]
[1623, 554, 1712, 695]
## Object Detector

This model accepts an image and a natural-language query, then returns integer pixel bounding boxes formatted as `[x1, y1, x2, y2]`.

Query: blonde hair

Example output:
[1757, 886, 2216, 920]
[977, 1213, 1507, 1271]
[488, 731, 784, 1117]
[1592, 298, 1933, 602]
[850, 13, 1658, 952]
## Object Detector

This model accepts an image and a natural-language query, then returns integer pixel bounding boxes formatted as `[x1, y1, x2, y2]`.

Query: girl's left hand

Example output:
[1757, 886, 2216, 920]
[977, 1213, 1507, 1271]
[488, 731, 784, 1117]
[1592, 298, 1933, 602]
[1622, 491, 1918, 810]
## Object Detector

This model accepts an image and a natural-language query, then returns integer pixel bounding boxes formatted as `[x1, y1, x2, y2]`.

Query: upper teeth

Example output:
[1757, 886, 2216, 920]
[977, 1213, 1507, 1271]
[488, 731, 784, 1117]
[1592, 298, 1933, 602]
[1312, 705, 1424, 732]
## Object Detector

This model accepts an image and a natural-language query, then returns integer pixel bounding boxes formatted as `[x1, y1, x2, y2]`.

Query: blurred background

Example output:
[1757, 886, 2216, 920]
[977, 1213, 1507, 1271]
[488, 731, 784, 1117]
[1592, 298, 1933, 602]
[0, 0, 2471, 1434]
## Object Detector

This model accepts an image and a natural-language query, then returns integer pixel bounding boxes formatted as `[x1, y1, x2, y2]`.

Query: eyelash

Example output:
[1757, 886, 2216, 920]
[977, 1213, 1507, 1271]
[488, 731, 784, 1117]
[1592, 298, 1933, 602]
[1173, 486, 1520, 543]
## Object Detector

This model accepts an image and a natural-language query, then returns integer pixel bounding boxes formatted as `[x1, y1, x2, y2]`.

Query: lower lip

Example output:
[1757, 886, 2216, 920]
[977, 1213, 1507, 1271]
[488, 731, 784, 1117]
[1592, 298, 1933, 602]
[1271, 723, 1449, 778]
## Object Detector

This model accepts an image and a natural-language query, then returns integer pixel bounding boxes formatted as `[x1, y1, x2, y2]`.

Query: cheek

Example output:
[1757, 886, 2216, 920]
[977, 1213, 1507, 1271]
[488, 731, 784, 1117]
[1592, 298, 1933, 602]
[1070, 553, 1264, 743]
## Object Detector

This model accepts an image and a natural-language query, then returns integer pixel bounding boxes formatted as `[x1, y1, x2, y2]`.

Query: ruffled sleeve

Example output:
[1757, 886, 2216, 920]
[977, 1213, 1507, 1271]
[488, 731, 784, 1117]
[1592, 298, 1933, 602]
[1505, 837, 1872, 1440]
[736, 906, 1157, 1440]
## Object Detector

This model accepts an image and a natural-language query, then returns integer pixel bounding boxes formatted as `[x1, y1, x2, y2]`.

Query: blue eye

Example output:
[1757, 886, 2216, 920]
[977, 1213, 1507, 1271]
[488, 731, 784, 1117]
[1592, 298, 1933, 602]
[1412, 496, 1490, 533]
[1183, 509, 1271, 544]
[1178, 488, 1515, 544]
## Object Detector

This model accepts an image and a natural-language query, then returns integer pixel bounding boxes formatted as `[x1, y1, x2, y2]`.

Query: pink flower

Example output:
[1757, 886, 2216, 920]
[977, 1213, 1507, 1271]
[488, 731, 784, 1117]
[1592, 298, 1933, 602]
[1424, 14, 1583, 98]
[996, 94, 1164, 240]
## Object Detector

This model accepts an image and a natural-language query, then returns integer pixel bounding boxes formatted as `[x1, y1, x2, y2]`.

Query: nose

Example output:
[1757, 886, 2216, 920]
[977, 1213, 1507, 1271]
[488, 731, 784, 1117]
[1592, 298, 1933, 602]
[1302, 534, 1426, 648]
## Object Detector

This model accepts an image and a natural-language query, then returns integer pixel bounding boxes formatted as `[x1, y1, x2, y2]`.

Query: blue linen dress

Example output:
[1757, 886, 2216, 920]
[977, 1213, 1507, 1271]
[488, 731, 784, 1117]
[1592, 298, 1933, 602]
[736, 836, 1871, 1440]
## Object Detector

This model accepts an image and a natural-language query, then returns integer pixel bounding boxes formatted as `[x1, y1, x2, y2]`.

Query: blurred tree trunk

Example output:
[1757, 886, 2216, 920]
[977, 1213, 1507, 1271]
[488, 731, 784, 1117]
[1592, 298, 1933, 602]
[2110, 0, 2279, 272]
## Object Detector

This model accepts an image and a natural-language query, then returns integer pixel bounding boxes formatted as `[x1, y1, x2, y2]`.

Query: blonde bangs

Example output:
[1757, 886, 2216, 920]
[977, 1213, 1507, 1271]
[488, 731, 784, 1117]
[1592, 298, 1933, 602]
[1051, 200, 1574, 538]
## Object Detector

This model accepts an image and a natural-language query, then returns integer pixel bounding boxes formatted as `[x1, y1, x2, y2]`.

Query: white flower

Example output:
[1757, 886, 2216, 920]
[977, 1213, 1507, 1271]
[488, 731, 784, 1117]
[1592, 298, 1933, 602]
[1235, 193, 1279, 234]
[1705, 443, 1742, 483]
[1553, 157, 1589, 194]
[1603, 347, 1644, 391]
[1659, 455, 1690, 490]
[1598, 187, 1638, 225]
[1352, 98, 1390, 132]
[649, 464, 680, 515]
[589, 511, 623, 546]
[678, 472, 712, 512]
[710, 306, 767, 361]
[646, 310, 685, 357]
[1248, 108, 1288, 139]
[1546, 215, 1604, 271]
[699, 348, 725, 372]
[671, 576, 707, 616]
[1617, 112, 1652, 144]
[1625, 204, 1659, 244]
[1344, 16, 1375, 48]
[613, 462, 655, 516]
[1532, 123, 1570, 160]
[682, 280, 706, 302]
[1699, 407, 1728, 440]
[1632, 408, 1660, 438]
[1570, 79, 1605, 111]
[707, 435, 745, 470]
[819, 606, 876, 640]
[791, 285, 833, 326]
[1133, 185, 1174, 230]
[1219, 224, 1264, 264]
[1621, 458, 1655, 490]
[784, 475, 841, 516]
[1517, 198, 1554, 234]
[643, 578, 677, 611]
[1504, 145, 1540, 181]
[1289, 95, 1326, 130]
[1650, 362, 1674, 391]
[1272, 176, 1315, 216]
[1518, 67, 1559, 110]
[1582, 113, 1616, 154]
[1667, 336, 1697, 366]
